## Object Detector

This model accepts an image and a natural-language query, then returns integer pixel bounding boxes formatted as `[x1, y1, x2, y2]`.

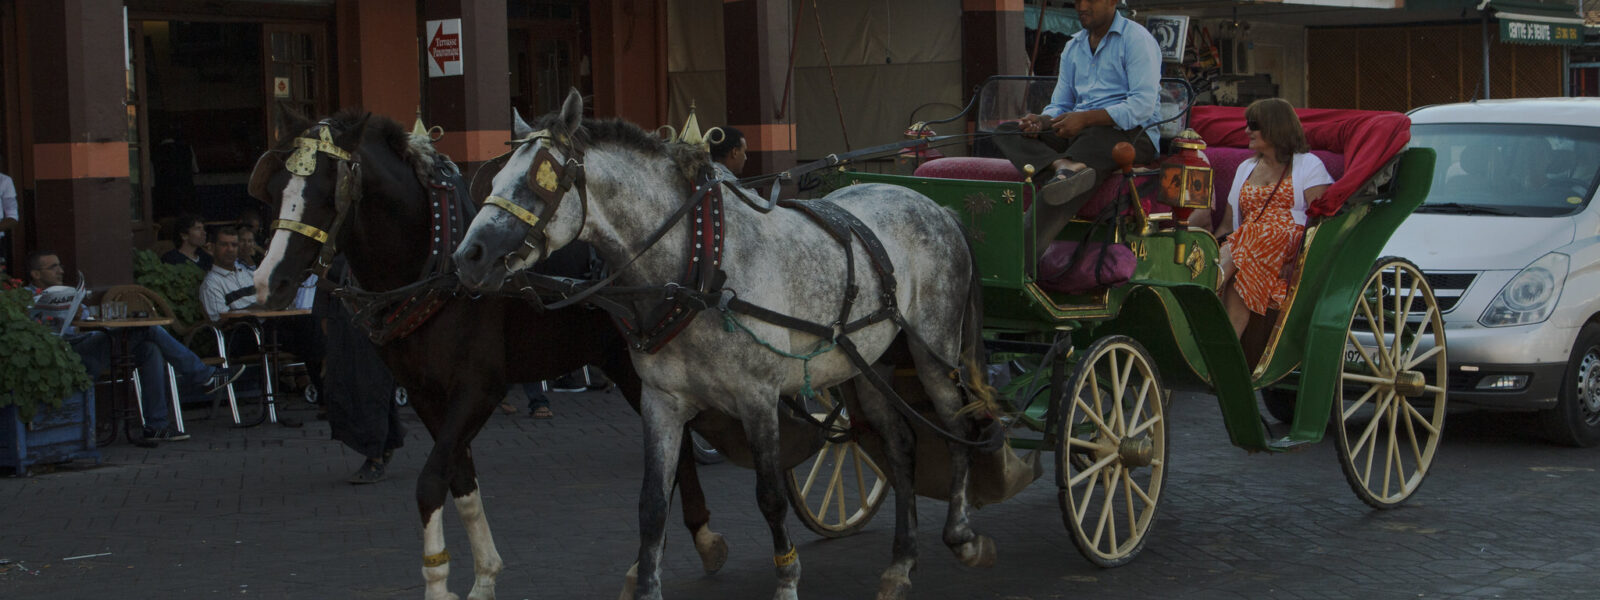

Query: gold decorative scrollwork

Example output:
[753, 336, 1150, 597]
[1184, 244, 1207, 279]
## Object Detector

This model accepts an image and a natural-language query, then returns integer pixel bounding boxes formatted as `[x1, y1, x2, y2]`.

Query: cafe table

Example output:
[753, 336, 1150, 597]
[73, 316, 174, 448]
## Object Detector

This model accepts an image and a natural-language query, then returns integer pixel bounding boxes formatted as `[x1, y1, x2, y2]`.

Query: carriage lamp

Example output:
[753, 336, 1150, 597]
[1158, 129, 1213, 226]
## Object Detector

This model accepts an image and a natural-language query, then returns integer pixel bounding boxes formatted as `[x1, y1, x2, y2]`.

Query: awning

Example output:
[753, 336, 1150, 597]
[1022, 5, 1083, 37]
[1488, 0, 1585, 45]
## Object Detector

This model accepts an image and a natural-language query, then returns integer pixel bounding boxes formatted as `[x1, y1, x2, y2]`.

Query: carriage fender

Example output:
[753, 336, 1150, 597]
[1096, 283, 1271, 451]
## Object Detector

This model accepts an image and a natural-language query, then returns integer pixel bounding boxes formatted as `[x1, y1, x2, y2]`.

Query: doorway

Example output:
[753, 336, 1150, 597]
[509, 1, 589, 118]
[127, 19, 329, 242]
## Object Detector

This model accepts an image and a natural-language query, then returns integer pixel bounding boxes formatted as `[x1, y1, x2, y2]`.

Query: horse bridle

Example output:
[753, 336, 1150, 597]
[481, 129, 587, 273]
[256, 121, 364, 279]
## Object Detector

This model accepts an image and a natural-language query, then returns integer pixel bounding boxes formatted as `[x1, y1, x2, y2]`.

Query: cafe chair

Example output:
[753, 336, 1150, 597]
[99, 285, 197, 434]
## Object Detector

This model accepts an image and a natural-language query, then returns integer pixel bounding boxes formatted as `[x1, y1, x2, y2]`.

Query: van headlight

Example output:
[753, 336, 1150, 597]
[1479, 253, 1569, 327]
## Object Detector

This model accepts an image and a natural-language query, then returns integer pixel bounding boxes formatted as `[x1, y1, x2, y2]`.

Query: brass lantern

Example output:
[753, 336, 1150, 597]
[1159, 128, 1213, 224]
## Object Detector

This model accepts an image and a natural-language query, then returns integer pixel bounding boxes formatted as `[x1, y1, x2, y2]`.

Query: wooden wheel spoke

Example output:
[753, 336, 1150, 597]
[1088, 368, 1106, 419]
[1347, 330, 1384, 375]
[1091, 467, 1119, 548]
[853, 447, 870, 512]
[1358, 289, 1391, 371]
[1391, 278, 1417, 358]
[815, 443, 847, 518]
[1073, 398, 1121, 443]
[1123, 469, 1138, 545]
[799, 442, 830, 497]
[1351, 391, 1392, 454]
[1400, 398, 1426, 468]
[1382, 401, 1399, 498]
[1128, 413, 1163, 438]
[1400, 305, 1436, 366]
[1068, 452, 1120, 488]
[1066, 437, 1100, 450]
[1127, 473, 1156, 505]
[1072, 460, 1104, 522]
[1401, 398, 1440, 436]
[1342, 385, 1382, 421]
[1405, 345, 1443, 371]
[1342, 372, 1393, 387]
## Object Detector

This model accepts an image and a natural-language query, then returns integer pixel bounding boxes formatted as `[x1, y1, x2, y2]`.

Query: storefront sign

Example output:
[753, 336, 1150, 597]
[426, 19, 463, 77]
[1498, 12, 1583, 45]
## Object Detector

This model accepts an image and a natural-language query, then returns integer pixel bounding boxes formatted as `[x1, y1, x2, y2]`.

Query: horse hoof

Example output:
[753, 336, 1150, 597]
[695, 531, 729, 574]
[875, 576, 912, 600]
[954, 535, 997, 569]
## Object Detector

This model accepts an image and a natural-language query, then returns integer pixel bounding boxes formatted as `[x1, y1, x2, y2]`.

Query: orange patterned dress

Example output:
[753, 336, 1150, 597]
[1231, 174, 1303, 315]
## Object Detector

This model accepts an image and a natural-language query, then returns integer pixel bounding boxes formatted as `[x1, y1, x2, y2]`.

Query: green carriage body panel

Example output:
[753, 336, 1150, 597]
[837, 147, 1435, 452]
[1272, 148, 1438, 443]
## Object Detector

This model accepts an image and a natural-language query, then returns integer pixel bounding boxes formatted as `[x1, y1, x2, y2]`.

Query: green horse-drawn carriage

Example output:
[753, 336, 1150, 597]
[783, 76, 1446, 567]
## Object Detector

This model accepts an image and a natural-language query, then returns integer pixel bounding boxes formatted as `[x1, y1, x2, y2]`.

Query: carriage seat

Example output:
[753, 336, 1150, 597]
[912, 157, 1163, 218]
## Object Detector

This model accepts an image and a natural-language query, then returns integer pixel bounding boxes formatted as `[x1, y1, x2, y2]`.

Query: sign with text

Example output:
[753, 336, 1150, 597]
[426, 19, 463, 77]
[1499, 14, 1582, 46]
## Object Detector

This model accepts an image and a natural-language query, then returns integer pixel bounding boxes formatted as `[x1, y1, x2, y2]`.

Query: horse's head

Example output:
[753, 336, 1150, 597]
[455, 89, 589, 291]
[249, 108, 372, 308]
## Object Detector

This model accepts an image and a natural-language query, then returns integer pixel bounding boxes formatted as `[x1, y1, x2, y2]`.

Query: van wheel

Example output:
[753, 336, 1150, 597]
[1540, 324, 1600, 447]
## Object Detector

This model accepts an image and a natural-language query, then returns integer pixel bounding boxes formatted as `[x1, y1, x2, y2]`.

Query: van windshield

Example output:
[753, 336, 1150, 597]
[1411, 123, 1600, 217]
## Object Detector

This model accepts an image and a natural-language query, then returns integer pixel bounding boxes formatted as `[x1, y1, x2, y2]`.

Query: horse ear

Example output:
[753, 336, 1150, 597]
[512, 108, 533, 139]
[275, 102, 313, 142]
[334, 112, 372, 152]
[558, 88, 583, 134]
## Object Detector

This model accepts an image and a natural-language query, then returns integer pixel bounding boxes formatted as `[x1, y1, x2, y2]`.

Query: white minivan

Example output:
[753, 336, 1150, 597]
[1385, 98, 1600, 446]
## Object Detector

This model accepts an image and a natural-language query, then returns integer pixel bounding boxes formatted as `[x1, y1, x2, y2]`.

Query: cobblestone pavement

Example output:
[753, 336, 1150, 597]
[3, 388, 1598, 599]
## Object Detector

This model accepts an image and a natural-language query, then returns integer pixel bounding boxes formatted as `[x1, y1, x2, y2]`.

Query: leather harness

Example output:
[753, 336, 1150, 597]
[257, 121, 473, 345]
[496, 137, 1002, 451]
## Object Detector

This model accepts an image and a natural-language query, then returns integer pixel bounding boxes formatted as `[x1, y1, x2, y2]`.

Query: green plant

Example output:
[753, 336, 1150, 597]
[0, 279, 91, 421]
[133, 249, 205, 327]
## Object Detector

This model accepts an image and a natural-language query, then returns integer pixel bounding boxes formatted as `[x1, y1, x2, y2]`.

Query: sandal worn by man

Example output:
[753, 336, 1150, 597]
[532, 406, 554, 419]
[349, 458, 387, 484]
[499, 402, 518, 414]
[1040, 167, 1097, 206]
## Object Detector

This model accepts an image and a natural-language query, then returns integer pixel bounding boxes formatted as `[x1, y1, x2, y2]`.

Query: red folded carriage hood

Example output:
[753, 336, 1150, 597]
[1189, 106, 1411, 217]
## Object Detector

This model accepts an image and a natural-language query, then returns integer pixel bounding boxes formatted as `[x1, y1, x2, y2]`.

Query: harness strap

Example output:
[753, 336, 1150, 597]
[834, 335, 1005, 452]
[484, 195, 541, 228]
[271, 219, 330, 243]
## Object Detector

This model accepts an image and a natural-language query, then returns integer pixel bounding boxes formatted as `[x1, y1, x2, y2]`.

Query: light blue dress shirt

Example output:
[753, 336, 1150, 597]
[1041, 13, 1163, 148]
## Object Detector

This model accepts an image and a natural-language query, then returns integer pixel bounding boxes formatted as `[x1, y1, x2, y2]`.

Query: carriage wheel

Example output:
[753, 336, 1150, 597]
[785, 392, 889, 538]
[1055, 335, 1167, 568]
[1335, 257, 1447, 509]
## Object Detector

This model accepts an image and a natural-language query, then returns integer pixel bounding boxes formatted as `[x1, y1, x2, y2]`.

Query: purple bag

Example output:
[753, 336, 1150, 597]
[1036, 241, 1136, 295]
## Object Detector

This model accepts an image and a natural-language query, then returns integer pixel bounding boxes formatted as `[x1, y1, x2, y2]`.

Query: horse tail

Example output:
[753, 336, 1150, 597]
[954, 228, 1001, 419]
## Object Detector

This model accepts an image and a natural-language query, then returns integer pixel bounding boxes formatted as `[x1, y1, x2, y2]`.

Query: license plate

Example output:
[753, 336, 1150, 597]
[1345, 345, 1380, 366]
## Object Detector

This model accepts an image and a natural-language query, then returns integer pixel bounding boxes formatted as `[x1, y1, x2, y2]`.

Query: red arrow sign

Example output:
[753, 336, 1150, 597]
[428, 26, 461, 71]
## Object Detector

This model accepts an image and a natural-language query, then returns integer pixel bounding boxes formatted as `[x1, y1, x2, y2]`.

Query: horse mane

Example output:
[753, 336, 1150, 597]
[535, 113, 711, 183]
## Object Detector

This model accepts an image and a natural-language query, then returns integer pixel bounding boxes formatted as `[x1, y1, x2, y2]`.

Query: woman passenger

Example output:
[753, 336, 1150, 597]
[1212, 98, 1333, 337]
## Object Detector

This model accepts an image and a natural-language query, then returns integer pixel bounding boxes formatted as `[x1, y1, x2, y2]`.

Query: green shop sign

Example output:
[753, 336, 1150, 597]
[1498, 13, 1583, 45]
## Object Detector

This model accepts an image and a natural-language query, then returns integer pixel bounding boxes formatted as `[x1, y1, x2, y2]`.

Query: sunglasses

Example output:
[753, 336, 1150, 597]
[1246, 118, 1261, 132]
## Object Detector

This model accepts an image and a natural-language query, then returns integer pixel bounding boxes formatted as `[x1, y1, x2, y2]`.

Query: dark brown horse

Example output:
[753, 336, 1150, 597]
[249, 110, 726, 600]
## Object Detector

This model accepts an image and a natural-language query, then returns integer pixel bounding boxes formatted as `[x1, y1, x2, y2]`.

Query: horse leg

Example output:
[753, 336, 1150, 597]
[622, 432, 723, 600]
[451, 450, 505, 600]
[414, 386, 501, 600]
[631, 387, 691, 600]
[739, 394, 801, 600]
[418, 439, 460, 600]
[851, 371, 920, 600]
[910, 346, 996, 569]
[676, 430, 728, 574]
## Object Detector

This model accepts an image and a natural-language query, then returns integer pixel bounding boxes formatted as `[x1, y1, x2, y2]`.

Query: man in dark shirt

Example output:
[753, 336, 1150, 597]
[160, 214, 213, 273]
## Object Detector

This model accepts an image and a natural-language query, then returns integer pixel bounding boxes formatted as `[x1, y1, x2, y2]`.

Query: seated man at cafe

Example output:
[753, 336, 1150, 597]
[160, 213, 213, 273]
[200, 226, 324, 399]
[26, 250, 241, 442]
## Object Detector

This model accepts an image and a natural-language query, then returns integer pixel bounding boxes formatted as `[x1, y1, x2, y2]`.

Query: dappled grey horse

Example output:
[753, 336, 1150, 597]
[452, 90, 1001, 600]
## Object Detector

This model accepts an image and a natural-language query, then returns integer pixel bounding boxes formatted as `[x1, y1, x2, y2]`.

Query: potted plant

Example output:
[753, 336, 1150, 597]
[0, 277, 97, 474]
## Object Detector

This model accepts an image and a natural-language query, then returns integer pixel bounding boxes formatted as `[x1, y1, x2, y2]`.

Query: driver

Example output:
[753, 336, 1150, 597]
[993, 0, 1162, 255]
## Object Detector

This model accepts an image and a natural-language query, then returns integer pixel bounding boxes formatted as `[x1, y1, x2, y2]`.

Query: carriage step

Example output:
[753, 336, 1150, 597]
[1265, 437, 1313, 453]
